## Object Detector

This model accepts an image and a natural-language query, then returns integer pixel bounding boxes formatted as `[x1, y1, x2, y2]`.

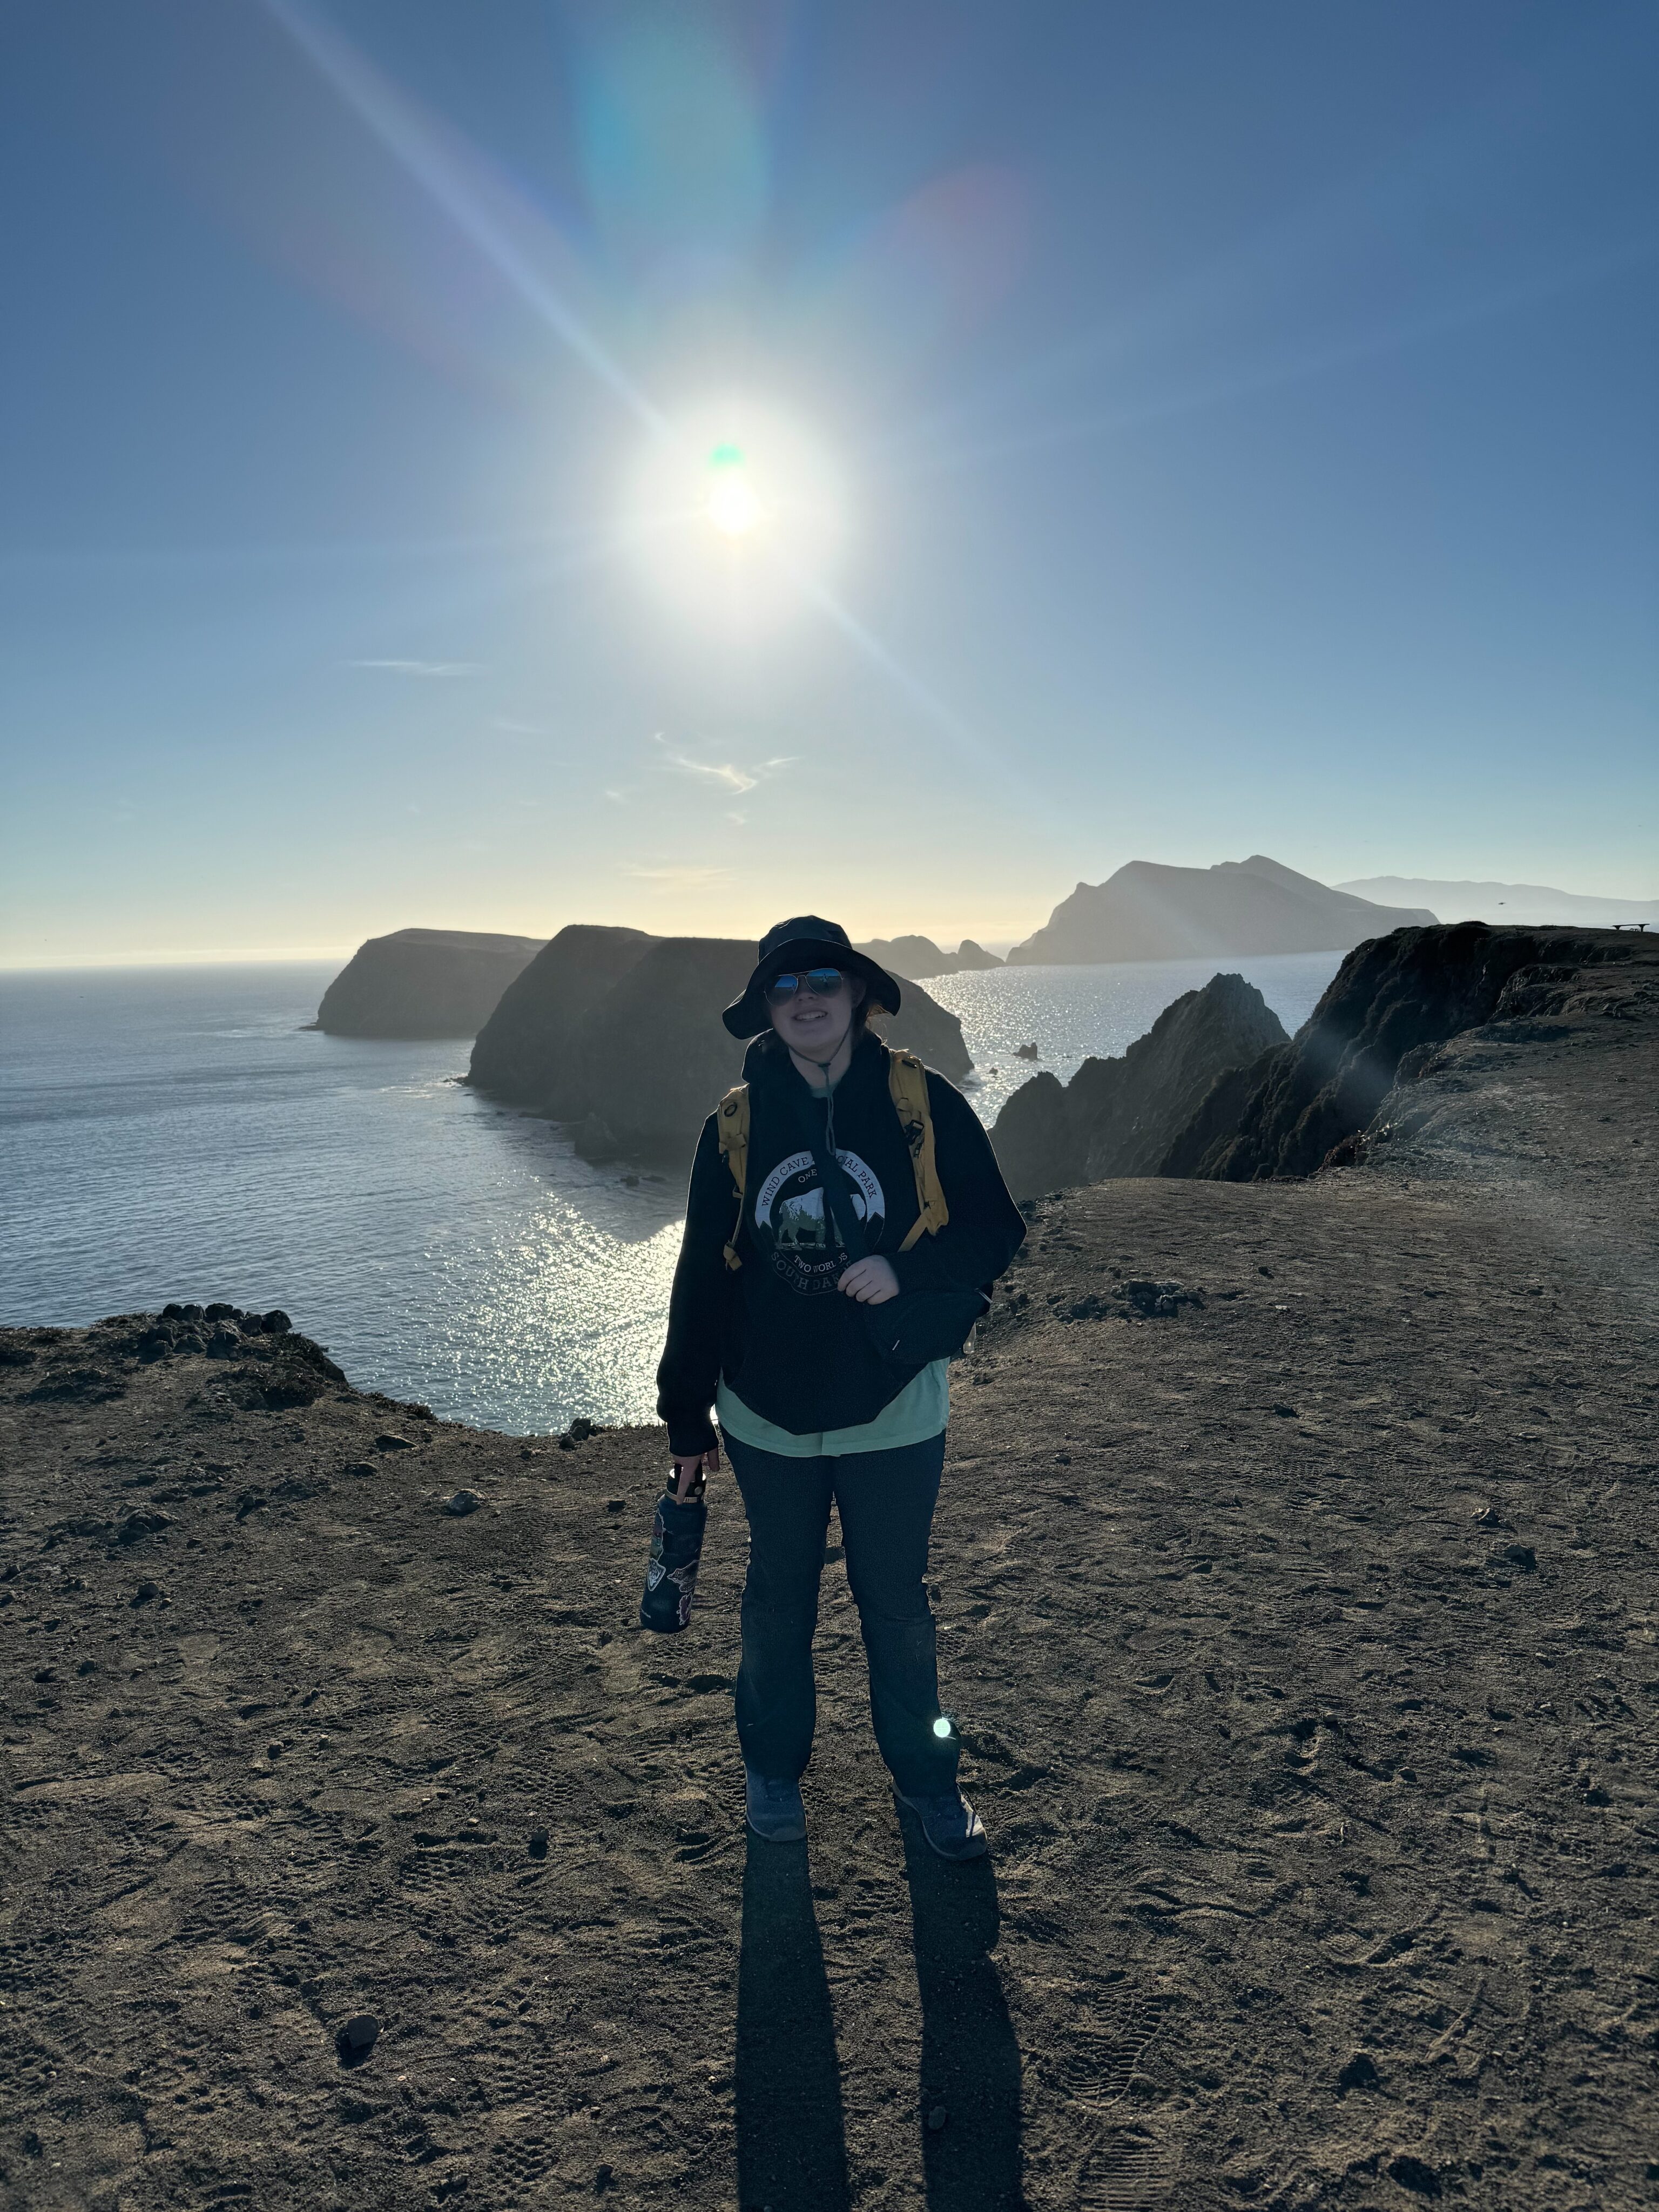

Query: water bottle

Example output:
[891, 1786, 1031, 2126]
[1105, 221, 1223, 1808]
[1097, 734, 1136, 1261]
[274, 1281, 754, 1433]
[639, 1482, 707, 1633]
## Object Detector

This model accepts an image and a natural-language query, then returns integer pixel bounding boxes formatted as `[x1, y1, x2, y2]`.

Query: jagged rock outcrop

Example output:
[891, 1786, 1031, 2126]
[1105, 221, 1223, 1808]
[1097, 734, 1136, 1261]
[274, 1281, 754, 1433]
[313, 929, 545, 1039]
[469, 929, 973, 1162]
[854, 935, 1005, 979]
[1007, 855, 1435, 966]
[954, 939, 1003, 971]
[990, 973, 1287, 1199]
[1161, 923, 1653, 1181]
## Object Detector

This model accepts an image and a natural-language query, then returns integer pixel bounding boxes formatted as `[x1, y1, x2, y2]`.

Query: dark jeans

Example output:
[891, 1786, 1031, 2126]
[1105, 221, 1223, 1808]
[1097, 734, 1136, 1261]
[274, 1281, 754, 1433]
[723, 1429, 956, 1797]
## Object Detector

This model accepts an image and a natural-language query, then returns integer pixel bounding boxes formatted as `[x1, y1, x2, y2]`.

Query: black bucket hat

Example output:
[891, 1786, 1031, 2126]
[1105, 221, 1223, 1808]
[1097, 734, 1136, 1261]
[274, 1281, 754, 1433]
[722, 915, 902, 1039]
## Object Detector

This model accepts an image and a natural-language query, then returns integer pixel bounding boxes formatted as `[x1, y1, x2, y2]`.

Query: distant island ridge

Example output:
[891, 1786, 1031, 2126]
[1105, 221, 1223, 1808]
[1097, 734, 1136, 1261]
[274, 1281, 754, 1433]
[1336, 877, 1659, 930]
[310, 855, 1429, 1043]
[853, 935, 1004, 980]
[308, 857, 1653, 1053]
[1005, 854, 1435, 965]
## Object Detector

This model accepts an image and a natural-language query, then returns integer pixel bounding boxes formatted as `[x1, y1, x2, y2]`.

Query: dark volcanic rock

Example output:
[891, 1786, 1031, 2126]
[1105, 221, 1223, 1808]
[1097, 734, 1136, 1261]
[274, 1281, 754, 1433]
[469, 928, 972, 1162]
[992, 974, 1287, 1200]
[1007, 854, 1434, 966]
[314, 929, 545, 1040]
[336, 2013, 380, 2063]
[1161, 923, 1650, 1182]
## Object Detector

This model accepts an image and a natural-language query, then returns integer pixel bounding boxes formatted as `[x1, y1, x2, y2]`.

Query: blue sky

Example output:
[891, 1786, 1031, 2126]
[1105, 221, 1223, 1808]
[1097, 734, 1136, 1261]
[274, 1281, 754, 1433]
[2, 0, 1654, 963]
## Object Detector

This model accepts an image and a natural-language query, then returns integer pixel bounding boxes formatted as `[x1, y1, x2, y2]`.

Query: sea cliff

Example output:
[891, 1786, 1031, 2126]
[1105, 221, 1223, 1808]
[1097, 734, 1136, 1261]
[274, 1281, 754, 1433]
[468, 925, 973, 1161]
[313, 928, 545, 1040]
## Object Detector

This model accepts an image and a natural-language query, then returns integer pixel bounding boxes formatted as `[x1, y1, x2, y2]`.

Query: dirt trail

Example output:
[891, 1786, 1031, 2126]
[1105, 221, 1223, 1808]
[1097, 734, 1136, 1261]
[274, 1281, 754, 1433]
[2, 1016, 1655, 2211]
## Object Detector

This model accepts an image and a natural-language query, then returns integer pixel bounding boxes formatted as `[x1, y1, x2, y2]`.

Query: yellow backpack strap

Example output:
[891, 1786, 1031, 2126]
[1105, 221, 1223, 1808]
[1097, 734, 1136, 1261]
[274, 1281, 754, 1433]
[716, 1083, 750, 1270]
[887, 1050, 949, 1251]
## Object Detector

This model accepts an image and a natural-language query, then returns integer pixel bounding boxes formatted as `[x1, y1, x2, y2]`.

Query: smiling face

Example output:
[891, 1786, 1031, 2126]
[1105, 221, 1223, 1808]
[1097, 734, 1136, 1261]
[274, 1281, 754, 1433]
[767, 968, 866, 1063]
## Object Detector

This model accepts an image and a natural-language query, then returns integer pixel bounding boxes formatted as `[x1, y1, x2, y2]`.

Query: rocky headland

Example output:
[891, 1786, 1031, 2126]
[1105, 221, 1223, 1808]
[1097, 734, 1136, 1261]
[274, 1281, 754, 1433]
[467, 926, 973, 1163]
[1008, 854, 1435, 965]
[312, 929, 545, 1040]
[990, 972, 1289, 1200]
[1162, 922, 1659, 1182]
[4, 920, 1656, 2211]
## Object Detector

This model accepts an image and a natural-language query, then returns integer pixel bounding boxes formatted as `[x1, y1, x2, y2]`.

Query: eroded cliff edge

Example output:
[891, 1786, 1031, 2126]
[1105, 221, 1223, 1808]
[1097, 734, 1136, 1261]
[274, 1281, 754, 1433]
[1162, 922, 1659, 1182]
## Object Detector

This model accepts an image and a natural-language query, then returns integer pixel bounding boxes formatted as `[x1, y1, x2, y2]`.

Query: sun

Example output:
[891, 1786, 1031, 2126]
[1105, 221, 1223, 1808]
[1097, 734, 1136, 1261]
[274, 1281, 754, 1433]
[705, 442, 762, 537]
[626, 400, 845, 632]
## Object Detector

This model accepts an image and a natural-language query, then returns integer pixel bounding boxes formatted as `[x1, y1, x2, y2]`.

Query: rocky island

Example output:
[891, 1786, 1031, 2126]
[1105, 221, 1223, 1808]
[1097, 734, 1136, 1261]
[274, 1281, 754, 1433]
[853, 935, 1004, 979]
[4, 925, 1655, 2209]
[467, 924, 973, 1161]
[312, 928, 545, 1039]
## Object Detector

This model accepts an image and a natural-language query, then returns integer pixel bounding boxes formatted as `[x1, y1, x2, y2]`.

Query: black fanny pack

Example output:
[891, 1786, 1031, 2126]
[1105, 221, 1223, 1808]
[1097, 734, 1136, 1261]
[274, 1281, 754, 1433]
[799, 1103, 987, 1372]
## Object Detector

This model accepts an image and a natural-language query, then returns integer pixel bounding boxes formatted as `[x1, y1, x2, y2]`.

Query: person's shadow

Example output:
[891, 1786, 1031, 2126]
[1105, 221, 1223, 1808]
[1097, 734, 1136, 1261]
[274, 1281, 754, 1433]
[899, 1815, 1025, 2211]
[736, 1837, 851, 2212]
[734, 1823, 1024, 2212]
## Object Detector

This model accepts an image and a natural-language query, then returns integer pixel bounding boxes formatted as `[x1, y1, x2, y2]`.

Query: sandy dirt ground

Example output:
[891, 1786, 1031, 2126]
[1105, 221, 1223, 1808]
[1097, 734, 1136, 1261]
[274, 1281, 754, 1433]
[3, 1009, 1655, 2212]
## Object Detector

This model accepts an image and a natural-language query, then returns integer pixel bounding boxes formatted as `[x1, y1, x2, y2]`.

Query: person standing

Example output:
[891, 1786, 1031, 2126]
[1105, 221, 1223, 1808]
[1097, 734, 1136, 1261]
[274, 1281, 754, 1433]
[656, 917, 1025, 1858]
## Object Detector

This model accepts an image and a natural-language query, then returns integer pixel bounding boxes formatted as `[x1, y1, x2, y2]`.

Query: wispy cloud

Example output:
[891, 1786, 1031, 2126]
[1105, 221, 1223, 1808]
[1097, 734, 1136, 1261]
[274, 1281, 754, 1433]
[655, 737, 799, 797]
[352, 658, 482, 677]
[667, 756, 759, 794]
[493, 716, 548, 736]
[625, 864, 734, 892]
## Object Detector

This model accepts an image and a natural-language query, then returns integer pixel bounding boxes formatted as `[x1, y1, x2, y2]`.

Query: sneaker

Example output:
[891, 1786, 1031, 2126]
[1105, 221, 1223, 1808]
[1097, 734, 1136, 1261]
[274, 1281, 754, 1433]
[745, 1770, 807, 1844]
[894, 1787, 988, 1862]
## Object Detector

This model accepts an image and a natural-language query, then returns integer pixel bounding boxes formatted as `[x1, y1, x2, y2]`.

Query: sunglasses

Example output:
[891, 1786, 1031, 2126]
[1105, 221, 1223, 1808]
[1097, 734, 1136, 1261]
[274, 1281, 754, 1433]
[764, 966, 848, 1007]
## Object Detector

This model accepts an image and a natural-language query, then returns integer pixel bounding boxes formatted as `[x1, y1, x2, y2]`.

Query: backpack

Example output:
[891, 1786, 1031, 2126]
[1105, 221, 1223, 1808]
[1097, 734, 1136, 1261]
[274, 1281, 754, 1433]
[716, 1049, 949, 1271]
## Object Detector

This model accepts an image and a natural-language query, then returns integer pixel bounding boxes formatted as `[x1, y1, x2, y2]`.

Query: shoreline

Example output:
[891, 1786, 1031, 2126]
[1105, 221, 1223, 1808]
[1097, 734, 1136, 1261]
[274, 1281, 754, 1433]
[3, 969, 1655, 2208]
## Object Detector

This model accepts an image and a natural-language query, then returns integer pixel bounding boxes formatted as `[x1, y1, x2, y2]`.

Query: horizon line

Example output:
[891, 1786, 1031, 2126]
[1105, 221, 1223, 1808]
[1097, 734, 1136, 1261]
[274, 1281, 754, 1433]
[0, 946, 359, 973]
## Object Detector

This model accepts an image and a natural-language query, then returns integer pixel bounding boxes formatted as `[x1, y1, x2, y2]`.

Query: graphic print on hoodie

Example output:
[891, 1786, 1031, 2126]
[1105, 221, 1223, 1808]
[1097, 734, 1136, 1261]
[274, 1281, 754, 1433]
[753, 1144, 884, 1296]
[656, 1034, 1027, 1455]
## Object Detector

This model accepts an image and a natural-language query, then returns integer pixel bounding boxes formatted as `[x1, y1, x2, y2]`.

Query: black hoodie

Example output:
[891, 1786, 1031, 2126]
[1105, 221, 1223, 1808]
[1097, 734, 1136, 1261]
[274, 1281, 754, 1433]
[656, 1033, 1026, 1455]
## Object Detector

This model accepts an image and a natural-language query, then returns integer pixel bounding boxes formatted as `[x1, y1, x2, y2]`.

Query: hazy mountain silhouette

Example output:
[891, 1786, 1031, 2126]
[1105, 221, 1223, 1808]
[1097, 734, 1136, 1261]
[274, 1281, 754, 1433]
[1336, 877, 1659, 929]
[1008, 855, 1435, 966]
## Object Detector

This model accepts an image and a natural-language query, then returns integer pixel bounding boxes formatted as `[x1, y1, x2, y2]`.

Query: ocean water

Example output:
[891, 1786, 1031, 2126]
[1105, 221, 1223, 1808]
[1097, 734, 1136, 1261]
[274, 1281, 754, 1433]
[0, 949, 1341, 1434]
